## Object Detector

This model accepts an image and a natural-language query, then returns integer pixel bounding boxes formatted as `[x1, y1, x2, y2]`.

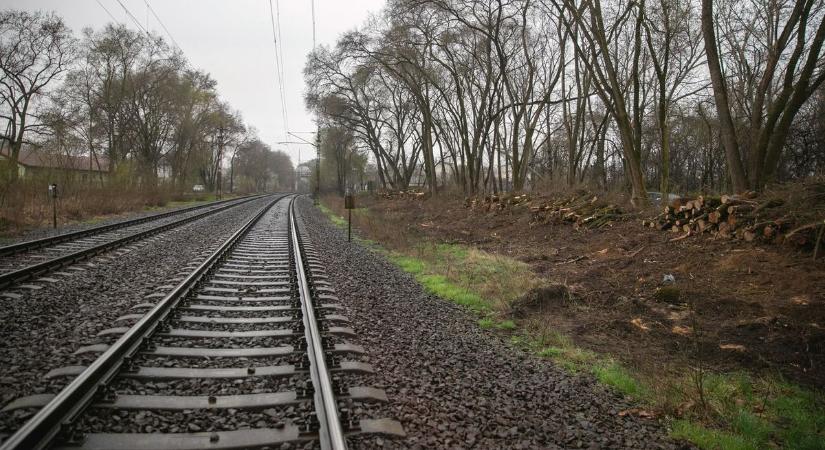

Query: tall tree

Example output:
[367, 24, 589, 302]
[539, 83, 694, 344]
[702, 0, 825, 191]
[0, 10, 75, 181]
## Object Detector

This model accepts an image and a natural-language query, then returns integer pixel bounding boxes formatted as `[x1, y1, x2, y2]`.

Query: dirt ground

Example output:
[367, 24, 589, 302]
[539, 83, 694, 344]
[345, 193, 825, 390]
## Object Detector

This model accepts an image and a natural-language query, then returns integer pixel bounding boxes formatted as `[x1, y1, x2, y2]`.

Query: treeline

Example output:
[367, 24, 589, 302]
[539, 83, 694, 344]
[304, 0, 825, 204]
[0, 10, 293, 197]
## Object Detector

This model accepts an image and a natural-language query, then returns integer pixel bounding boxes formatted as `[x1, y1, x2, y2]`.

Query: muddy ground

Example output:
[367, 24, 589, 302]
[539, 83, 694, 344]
[334, 193, 825, 390]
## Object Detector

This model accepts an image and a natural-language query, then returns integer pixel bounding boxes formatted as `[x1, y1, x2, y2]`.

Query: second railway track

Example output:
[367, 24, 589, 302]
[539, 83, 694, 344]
[0, 195, 265, 290]
[1, 194, 403, 449]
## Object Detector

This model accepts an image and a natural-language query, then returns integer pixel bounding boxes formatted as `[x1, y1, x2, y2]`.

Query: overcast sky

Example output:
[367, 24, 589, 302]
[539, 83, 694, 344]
[3, 0, 385, 167]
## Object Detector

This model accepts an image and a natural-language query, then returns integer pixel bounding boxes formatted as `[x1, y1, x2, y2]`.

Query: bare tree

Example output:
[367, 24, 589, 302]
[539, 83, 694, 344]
[0, 10, 75, 181]
[553, 0, 651, 205]
[702, 0, 825, 191]
[643, 0, 705, 199]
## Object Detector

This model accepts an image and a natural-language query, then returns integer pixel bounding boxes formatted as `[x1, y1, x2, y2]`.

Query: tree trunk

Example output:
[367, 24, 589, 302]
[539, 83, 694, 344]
[701, 0, 748, 193]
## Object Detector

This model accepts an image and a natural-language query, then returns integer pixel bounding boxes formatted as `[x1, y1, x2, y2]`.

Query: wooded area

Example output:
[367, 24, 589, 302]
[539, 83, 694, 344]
[304, 0, 825, 204]
[0, 10, 294, 209]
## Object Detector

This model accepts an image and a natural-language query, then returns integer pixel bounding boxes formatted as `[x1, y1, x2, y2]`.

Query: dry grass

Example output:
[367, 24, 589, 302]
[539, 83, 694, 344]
[0, 178, 226, 235]
[320, 193, 542, 313]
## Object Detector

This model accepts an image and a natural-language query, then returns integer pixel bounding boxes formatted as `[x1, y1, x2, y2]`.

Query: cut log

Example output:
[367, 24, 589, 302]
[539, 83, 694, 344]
[718, 222, 732, 238]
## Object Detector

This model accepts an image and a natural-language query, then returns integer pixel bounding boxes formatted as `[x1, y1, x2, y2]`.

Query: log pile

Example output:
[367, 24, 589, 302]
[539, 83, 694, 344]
[377, 189, 427, 200]
[464, 192, 623, 229]
[530, 194, 623, 229]
[644, 189, 824, 250]
[464, 193, 532, 210]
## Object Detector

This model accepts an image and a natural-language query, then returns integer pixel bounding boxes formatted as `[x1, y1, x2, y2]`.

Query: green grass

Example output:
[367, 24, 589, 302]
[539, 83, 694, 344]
[496, 319, 517, 330]
[317, 203, 348, 228]
[407, 270, 490, 313]
[479, 317, 517, 330]
[314, 199, 825, 450]
[521, 327, 825, 450]
[672, 420, 756, 450]
[592, 361, 649, 399]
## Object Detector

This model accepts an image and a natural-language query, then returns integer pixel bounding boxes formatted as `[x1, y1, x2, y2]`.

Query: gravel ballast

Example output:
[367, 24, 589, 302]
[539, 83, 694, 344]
[0, 196, 277, 440]
[296, 197, 689, 449]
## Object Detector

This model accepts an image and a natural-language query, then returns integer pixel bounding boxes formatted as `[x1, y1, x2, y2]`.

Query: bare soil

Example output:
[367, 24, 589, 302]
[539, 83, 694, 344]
[342, 193, 825, 390]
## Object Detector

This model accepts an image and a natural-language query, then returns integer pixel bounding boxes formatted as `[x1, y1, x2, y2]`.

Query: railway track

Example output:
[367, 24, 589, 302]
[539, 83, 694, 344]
[1, 194, 403, 449]
[0, 195, 265, 291]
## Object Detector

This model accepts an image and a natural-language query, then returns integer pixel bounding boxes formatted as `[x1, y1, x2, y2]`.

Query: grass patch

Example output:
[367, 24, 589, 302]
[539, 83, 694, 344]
[592, 361, 649, 399]
[317, 203, 348, 228]
[672, 420, 755, 450]
[520, 321, 825, 449]
[402, 242, 540, 311]
[479, 318, 517, 330]
[496, 319, 517, 330]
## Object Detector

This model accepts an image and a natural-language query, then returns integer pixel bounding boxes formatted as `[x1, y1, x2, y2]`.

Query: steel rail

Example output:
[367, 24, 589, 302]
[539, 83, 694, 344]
[0, 194, 287, 450]
[0, 195, 262, 258]
[0, 195, 267, 290]
[289, 198, 347, 450]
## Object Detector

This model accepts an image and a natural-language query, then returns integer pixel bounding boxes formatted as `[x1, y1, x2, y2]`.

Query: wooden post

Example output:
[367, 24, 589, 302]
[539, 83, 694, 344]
[344, 190, 355, 242]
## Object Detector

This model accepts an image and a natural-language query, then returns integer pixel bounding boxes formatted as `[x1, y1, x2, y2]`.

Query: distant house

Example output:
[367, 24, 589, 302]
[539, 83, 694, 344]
[0, 145, 109, 181]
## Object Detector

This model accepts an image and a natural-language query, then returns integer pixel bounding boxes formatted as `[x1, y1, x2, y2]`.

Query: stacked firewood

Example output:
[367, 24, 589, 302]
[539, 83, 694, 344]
[377, 190, 427, 200]
[529, 194, 623, 229]
[644, 192, 823, 247]
[464, 192, 623, 229]
[464, 193, 532, 210]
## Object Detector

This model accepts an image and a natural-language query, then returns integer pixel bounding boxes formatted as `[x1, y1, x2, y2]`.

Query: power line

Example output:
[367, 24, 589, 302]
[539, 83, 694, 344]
[274, 0, 289, 134]
[274, 0, 287, 107]
[268, 0, 291, 152]
[95, 0, 121, 24]
[115, 0, 151, 36]
[144, 0, 183, 52]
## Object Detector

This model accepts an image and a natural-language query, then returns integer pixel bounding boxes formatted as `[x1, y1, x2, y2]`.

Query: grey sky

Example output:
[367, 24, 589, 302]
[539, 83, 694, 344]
[1, 0, 385, 167]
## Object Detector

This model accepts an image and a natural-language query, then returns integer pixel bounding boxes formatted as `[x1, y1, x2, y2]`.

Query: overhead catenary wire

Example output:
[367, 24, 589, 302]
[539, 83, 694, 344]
[268, 0, 291, 157]
[143, 0, 183, 53]
[274, 0, 288, 117]
[95, 0, 121, 24]
[115, 0, 151, 37]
